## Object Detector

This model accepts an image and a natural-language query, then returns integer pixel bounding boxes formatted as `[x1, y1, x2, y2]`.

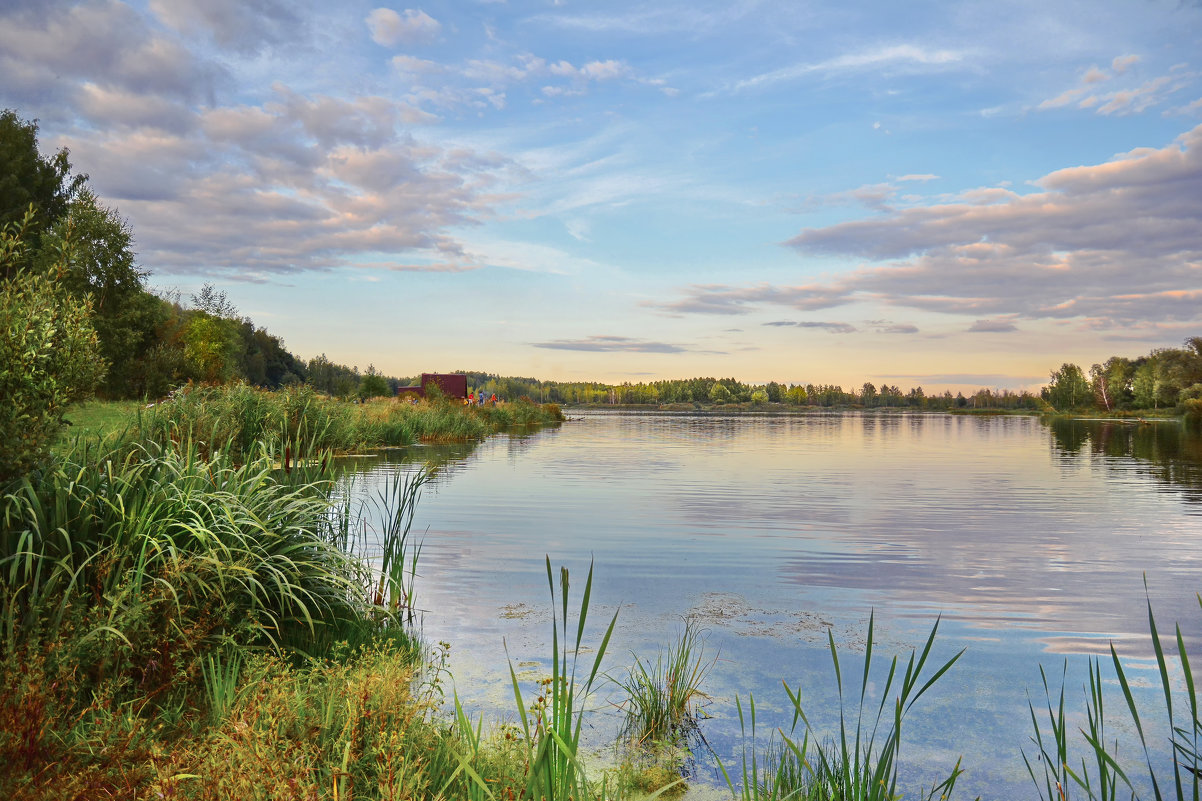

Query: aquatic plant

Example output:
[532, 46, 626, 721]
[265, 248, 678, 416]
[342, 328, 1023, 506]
[121, 383, 565, 462]
[719, 612, 966, 801]
[614, 616, 714, 748]
[507, 558, 621, 800]
[1024, 591, 1202, 801]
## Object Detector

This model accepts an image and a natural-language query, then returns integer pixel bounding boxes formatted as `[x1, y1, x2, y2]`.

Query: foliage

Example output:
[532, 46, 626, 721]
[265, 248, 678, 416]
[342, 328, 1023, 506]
[125, 383, 563, 463]
[0, 109, 86, 269]
[0, 429, 432, 797]
[360, 364, 392, 399]
[35, 189, 165, 397]
[182, 313, 242, 384]
[0, 212, 105, 482]
[1044, 363, 1094, 411]
[614, 617, 713, 748]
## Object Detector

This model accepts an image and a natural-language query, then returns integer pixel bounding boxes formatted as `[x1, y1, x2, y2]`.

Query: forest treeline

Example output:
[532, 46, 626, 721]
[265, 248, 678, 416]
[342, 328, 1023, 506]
[455, 346, 1202, 417]
[3, 107, 1200, 421]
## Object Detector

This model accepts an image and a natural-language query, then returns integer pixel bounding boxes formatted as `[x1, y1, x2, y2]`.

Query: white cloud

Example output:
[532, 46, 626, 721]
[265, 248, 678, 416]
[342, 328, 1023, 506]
[1112, 54, 1140, 75]
[1039, 54, 1194, 117]
[660, 125, 1202, 328]
[732, 44, 968, 93]
[366, 8, 440, 47]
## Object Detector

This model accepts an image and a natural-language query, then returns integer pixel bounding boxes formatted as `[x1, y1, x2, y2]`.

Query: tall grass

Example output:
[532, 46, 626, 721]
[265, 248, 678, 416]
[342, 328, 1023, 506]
[507, 558, 621, 800]
[0, 426, 437, 797]
[1024, 590, 1202, 801]
[123, 383, 565, 462]
[615, 617, 714, 748]
[719, 612, 966, 801]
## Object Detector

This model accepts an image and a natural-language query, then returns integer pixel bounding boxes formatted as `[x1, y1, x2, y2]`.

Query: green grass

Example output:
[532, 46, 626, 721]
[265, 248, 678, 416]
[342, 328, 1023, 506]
[57, 399, 143, 443]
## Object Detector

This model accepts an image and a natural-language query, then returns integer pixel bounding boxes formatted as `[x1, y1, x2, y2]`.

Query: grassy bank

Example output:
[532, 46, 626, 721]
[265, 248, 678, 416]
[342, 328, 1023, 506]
[59, 383, 565, 461]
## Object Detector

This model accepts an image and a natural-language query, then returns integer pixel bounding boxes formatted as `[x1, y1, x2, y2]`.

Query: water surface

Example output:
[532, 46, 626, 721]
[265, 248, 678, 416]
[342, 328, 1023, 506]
[345, 411, 1202, 799]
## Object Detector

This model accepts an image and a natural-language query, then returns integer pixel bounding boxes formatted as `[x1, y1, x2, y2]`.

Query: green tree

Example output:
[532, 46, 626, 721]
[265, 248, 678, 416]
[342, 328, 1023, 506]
[182, 313, 240, 383]
[1132, 358, 1161, 409]
[36, 189, 164, 397]
[751, 388, 769, 405]
[861, 381, 878, 407]
[0, 109, 86, 272]
[191, 282, 238, 318]
[359, 365, 390, 399]
[0, 212, 105, 481]
[1043, 363, 1092, 411]
[708, 381, 732, 404]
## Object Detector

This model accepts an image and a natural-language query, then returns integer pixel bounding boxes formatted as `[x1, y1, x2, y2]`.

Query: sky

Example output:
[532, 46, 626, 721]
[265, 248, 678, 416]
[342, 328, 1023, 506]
[1, 0, 1201, 392]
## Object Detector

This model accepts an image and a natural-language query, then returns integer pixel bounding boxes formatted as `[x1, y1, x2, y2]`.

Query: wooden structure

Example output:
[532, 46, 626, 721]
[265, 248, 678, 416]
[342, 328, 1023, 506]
[395, 373, 468, 400]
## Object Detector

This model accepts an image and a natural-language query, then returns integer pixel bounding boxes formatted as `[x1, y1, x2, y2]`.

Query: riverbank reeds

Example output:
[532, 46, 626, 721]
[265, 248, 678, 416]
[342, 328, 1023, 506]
[0, 427, 433, 798]
[716, 613, 966, 801]
[81, 383, 565, 462]
[10, 404, 1202, 800]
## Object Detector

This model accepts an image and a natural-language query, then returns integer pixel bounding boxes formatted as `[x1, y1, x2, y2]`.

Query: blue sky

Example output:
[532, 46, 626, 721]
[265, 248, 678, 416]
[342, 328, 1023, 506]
[2, 0, 1200, 390]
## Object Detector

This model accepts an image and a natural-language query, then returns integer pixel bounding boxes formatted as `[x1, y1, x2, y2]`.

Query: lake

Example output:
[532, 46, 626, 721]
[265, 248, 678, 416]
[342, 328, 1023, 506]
[341, 410, 1202, 800]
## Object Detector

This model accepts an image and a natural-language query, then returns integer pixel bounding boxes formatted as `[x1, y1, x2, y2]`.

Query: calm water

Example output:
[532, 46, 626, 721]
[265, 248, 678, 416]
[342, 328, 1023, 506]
[342, 411, 1202, 800]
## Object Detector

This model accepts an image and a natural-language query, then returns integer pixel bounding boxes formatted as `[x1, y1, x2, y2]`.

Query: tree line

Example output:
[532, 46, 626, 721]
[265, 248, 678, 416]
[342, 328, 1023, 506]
[1043, 343, 1202, 415]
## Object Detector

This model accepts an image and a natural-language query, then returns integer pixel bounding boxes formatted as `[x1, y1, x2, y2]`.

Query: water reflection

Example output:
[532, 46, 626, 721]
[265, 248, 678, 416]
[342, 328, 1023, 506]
[340, 411, 1202, 801]
[1047, 417, 1202, 508]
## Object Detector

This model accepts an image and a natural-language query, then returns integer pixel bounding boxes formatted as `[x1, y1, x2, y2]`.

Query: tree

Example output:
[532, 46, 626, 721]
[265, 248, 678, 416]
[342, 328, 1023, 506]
[359, 365, 390, 399]
[751, 388, 769, 405]
[191, 282, 238, 318]
[36, 189, 164, 396]
[1043, 363, 1091, 411]
[1132, 358, 1161, 409]
[182, 313, 240, 383]
[0, 109, 86, 271]
[861, 382, 878, 407]
[0, 211, 105, 481]
[708, 381, 731, 404]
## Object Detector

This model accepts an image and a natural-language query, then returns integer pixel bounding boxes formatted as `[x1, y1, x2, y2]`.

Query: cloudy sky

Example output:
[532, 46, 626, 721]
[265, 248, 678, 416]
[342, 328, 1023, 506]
[2, 0, 1200, 390]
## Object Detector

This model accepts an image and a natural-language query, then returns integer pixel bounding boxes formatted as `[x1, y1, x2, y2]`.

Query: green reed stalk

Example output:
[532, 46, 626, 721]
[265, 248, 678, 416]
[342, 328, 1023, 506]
[507, 558, 618, 800]
[616, 616, 714, 748]
[1025, 585, 1202, 801]
[719, 612, 965, 801]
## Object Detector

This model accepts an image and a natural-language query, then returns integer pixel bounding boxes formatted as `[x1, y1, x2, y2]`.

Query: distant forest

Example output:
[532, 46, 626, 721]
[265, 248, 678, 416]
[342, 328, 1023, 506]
[4, 108, 1201, 417]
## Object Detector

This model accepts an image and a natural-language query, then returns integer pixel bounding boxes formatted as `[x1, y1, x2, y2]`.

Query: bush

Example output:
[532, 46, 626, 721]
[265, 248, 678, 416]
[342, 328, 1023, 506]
[0, 211, 105, 482]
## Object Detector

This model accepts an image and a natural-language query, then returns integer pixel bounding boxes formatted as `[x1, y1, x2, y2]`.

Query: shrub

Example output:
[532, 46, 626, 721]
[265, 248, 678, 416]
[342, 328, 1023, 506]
[0, 211, 105, 482]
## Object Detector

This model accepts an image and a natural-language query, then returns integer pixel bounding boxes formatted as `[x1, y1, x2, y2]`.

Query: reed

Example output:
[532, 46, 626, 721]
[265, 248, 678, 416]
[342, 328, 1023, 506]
[507, 558, 620, 800]
[118, 384, 565, 463]
[718, 612, 966, 801]
[615, 617, 714, 748]
[1024, 590, 1202, 801]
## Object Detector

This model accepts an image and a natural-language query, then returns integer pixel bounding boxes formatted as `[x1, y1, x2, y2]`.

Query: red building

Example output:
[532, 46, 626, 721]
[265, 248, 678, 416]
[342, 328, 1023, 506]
[395, 373, 468, 400]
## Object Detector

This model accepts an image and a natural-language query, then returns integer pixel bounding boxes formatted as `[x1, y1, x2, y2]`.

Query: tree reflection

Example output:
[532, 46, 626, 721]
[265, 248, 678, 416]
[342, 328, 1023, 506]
[1047, 418, 1202, 505]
